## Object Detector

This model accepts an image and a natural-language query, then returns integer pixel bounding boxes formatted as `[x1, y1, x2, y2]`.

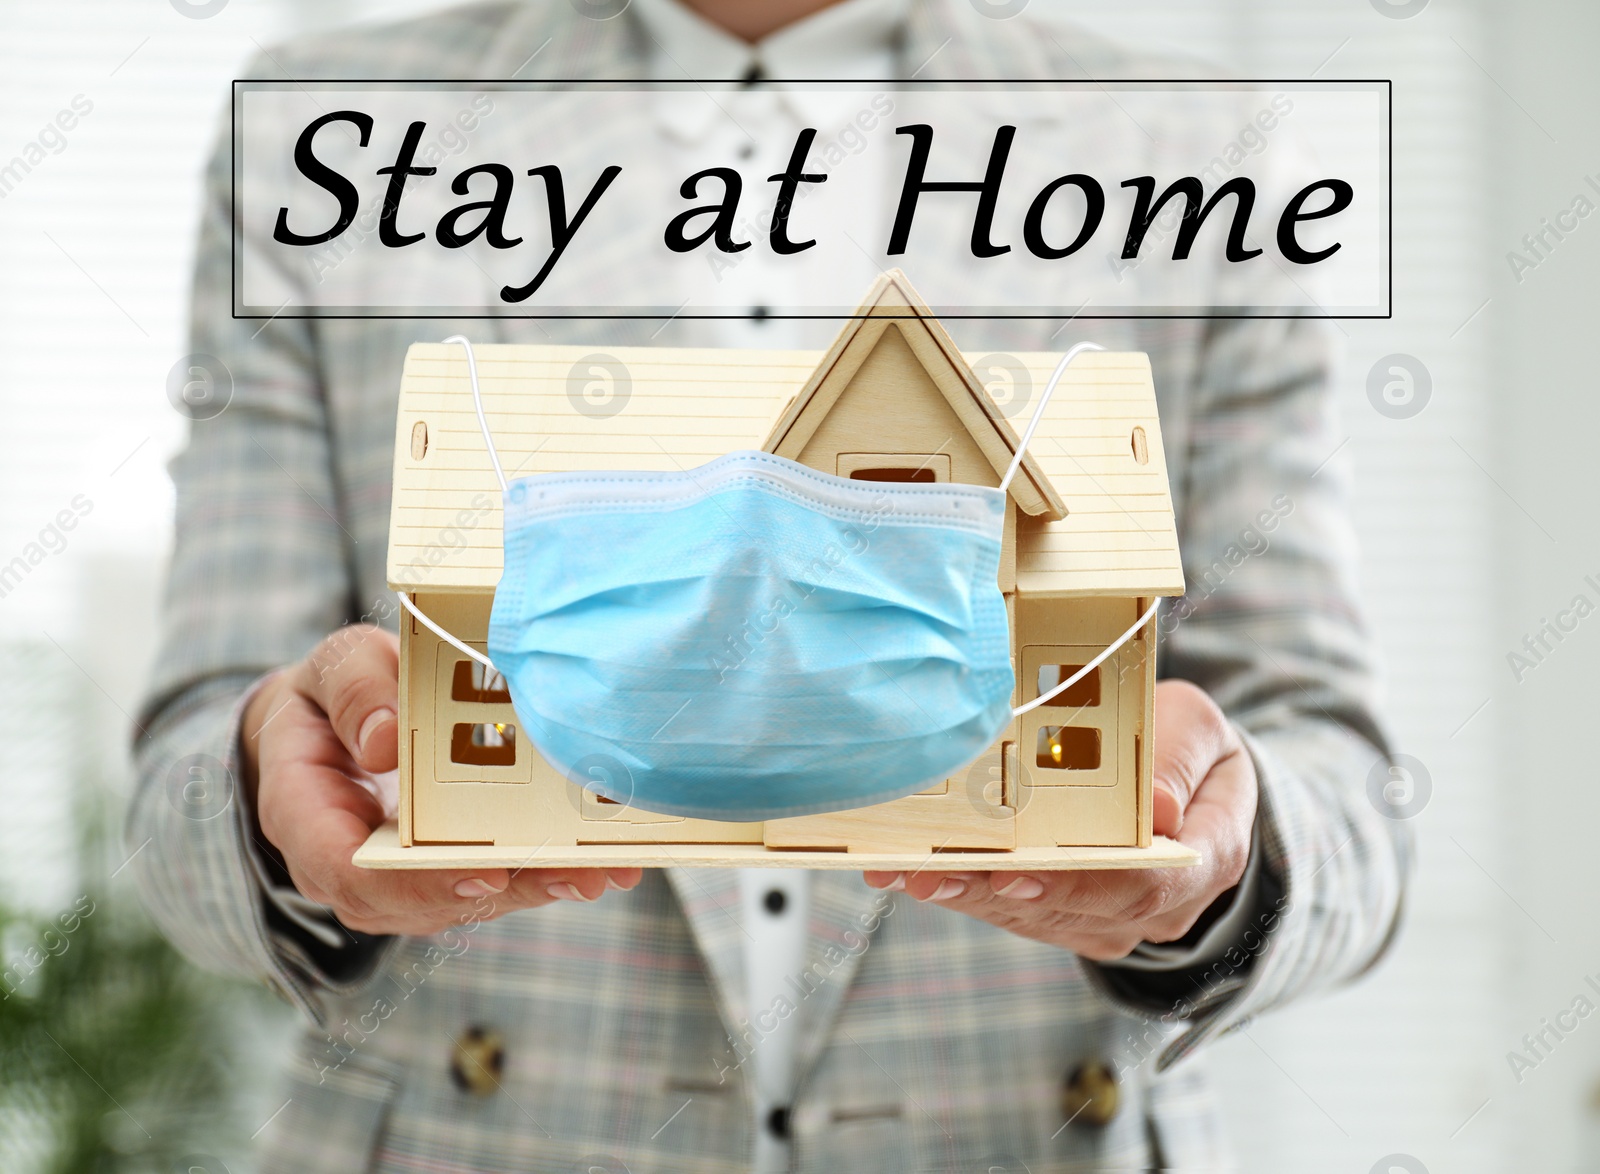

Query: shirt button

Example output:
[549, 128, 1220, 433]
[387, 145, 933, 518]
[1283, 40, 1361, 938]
[451, 1025, 505, 1095]
[766, 1105, 792, 1139]
[763, 888, 787, 915]
[1061, 1060, 1120, 1127]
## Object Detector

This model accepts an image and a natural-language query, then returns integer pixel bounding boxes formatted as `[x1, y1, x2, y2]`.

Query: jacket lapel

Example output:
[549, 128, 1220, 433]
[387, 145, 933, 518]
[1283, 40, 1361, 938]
[663, 867, 750, 1036]
[791, 871, 899, 1079]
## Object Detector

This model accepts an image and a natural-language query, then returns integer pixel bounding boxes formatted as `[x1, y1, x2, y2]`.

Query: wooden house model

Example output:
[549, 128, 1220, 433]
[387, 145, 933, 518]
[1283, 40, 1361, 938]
[357, 272, 1195, 872]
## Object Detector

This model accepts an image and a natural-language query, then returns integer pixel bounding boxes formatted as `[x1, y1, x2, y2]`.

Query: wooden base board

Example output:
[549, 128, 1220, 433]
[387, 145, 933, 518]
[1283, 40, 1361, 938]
[353, 823, 1199, 871]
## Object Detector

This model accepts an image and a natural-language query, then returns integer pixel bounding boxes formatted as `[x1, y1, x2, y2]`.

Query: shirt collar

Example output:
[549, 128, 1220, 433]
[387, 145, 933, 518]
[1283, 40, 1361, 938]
[630, 0, 909, 81]
[630, 0, 909, 142]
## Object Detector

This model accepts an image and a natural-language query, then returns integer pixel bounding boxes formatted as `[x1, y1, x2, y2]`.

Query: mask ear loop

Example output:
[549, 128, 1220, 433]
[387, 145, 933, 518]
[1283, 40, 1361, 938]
[445, 332, 508, 494]
[1000, 342, 1161, 717]
[998, 341, 1102, 495]
[395, 336, 502, 673]
[1012, 597, 1161, 717]
[396, 592, 496, 671]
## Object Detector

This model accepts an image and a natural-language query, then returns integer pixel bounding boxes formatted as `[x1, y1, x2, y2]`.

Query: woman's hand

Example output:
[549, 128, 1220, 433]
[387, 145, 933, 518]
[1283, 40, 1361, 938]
[863, 680, 1257, 960]
[241, 624, 639, 936]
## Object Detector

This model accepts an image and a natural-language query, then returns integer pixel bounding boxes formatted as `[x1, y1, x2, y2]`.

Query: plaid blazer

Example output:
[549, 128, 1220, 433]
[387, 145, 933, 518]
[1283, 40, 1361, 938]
[128, 3, 1408, 1170]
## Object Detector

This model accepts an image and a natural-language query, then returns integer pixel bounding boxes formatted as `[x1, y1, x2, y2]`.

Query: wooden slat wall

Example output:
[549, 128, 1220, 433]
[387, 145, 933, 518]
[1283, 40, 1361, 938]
[387, 344, 1183, 597]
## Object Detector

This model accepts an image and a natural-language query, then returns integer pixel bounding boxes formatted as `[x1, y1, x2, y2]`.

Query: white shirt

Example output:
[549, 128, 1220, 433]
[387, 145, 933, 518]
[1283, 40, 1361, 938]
[626, 4, 905, 1167]
[735, 868, 812, 1170]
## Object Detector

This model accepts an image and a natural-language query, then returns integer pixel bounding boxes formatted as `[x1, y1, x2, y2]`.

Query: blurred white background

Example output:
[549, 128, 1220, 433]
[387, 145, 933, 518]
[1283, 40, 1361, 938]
[0, 0, 1593, 1170]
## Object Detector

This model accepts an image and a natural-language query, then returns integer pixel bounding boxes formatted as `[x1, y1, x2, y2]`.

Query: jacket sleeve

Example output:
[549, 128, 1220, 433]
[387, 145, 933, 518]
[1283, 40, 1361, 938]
[125, 100, 395, 1026]
[1086, 310, 1412, 1070]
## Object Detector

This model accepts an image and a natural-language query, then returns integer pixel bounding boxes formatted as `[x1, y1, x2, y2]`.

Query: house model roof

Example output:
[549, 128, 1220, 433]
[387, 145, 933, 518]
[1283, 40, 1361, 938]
[387, 274, 1184, 599]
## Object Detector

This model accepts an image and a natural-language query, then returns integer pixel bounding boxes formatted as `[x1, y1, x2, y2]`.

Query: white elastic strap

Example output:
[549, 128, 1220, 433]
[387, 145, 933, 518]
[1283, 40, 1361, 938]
[997, 341, 1105, 495]
[396, 591, 496, 671]
[443, 333, 507, 494]
[1012, 597, 1161, 718]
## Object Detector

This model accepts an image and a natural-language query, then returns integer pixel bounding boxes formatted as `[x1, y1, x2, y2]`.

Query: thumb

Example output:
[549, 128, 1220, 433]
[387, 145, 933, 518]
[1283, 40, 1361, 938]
[296, 625, 402, 775]
[1151, 780, 1187, 839]
[1150, 680, 1236, 837]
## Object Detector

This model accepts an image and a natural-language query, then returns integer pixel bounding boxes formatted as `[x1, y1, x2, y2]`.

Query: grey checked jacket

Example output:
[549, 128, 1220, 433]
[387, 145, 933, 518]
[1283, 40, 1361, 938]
[128, 2, 1408, 1170]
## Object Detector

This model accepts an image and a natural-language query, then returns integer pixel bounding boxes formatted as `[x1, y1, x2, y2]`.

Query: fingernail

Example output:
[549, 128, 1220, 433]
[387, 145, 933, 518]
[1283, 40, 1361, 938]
[454, 878, 496, 898]
[926, 878, 966, 902]
[885, 873, 906, 892]
[604, 874, 631, 891]
[547, 882, 589, 902]
[358, 707, 395, 755]
[996, 876, 1045, 900]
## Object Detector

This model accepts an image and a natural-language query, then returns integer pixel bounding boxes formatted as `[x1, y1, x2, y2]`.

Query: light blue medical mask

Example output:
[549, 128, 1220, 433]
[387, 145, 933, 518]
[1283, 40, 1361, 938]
[399, 337, 1158, 821]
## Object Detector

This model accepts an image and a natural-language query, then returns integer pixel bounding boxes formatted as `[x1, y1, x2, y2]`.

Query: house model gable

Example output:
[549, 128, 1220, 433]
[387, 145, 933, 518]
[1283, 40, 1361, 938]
[762, 270, 1067, 520]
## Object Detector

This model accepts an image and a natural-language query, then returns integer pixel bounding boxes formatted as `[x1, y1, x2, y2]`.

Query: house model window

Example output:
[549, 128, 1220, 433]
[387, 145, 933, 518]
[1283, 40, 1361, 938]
[1034, 663, 1105, 771]
[837, 452, 951, 483]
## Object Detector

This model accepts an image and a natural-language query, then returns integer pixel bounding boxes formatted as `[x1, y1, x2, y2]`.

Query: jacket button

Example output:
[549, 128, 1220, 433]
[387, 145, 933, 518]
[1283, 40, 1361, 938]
[451, 1026, 505, 1095]
[1062, 1060, 1120, 1127]
[766, 1105, 792, 1139]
